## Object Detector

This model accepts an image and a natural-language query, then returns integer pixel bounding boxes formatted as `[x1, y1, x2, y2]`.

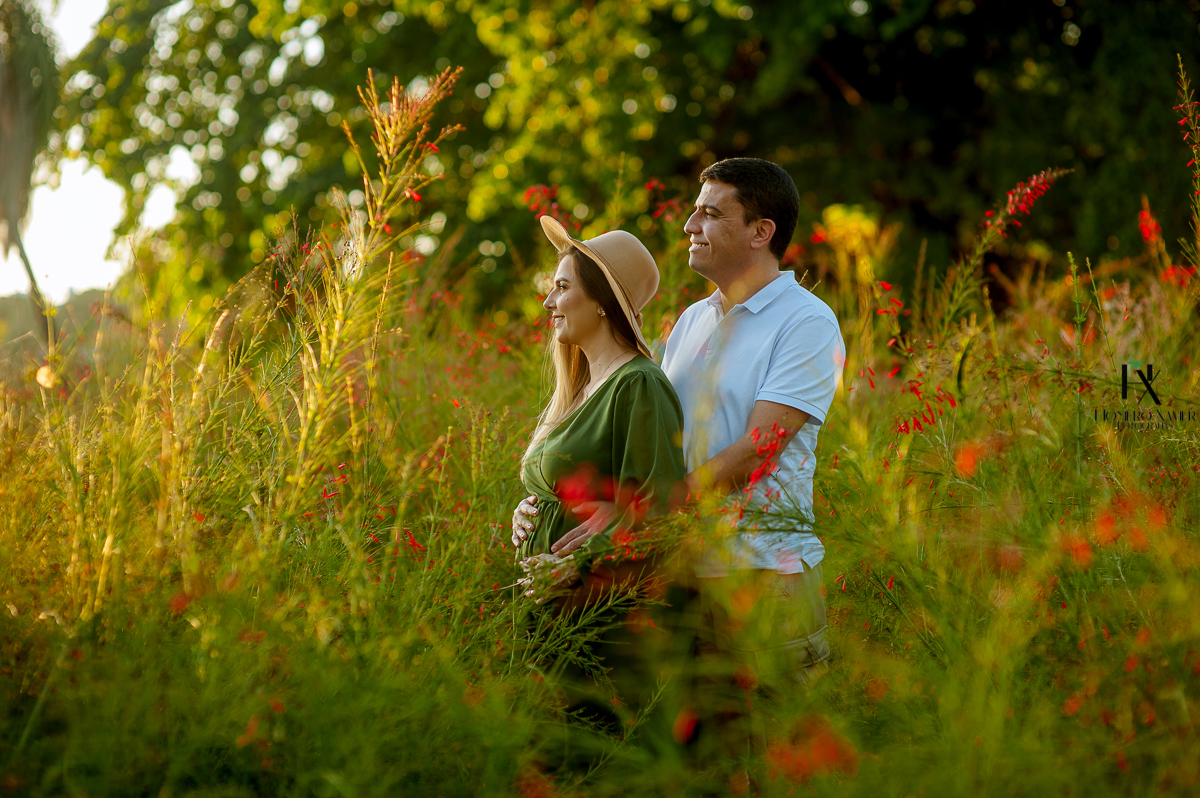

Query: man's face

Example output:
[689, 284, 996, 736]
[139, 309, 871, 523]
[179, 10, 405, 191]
[683, 180, 757, 283]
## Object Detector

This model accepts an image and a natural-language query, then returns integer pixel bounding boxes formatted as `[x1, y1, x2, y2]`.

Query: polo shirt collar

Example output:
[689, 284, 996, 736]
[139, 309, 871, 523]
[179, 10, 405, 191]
[743, 270, 797, 313]
[707, 270, 796, 315]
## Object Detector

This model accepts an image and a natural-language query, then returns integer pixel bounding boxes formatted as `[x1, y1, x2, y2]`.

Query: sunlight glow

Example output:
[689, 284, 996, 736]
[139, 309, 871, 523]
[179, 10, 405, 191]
[0, 160, 125, 302]
[0, 0, 179, 301]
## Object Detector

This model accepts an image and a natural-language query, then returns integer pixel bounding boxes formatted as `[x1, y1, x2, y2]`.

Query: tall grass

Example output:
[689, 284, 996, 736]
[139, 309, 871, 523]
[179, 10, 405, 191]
[2, 63, 1199, 797]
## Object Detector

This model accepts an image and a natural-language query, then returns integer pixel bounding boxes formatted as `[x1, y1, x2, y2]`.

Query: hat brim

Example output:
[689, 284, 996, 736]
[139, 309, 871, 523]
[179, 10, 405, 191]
[540, 215, 654, 359]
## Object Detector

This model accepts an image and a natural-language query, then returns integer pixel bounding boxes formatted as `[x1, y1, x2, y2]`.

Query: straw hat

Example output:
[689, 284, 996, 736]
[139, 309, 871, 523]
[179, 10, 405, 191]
[539, 215, 659, 358]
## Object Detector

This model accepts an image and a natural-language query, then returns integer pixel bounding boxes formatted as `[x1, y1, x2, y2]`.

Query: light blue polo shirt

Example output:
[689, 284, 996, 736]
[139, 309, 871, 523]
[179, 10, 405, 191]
[661, 270, 845, 575]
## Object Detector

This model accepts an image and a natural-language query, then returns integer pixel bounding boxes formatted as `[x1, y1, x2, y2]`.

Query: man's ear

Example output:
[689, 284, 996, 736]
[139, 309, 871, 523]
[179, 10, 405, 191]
[748, 217, 776, 251]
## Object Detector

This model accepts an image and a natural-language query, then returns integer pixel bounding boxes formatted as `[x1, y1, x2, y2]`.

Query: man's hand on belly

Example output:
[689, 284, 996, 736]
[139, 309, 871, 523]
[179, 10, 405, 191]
[551, 501, 617, 556]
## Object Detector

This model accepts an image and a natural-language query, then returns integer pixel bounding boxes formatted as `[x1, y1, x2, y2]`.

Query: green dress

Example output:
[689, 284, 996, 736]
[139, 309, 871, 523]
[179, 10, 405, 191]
[519, 355, 687, 573]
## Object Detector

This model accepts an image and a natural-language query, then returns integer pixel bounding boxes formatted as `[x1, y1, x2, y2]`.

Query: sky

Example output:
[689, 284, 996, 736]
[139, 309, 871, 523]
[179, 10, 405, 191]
[0, 0, 178, 302]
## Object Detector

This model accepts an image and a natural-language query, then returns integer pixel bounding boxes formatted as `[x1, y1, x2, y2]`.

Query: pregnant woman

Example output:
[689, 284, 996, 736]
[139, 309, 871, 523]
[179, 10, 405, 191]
[513, 215, 686, 604]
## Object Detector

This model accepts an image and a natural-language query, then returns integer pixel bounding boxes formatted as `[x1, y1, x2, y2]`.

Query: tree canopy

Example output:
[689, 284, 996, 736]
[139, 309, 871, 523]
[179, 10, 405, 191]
[50, 0, 1200, 310]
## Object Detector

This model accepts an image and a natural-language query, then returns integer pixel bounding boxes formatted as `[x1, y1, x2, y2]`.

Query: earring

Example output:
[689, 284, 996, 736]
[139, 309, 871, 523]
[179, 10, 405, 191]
[597, 309, 606, 316]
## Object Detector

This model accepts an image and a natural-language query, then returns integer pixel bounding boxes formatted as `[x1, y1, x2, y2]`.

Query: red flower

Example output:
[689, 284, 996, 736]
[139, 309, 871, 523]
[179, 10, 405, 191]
[954, 442, 985, 477]
[983, 168, 1069, 237]
[1138, 208, 1161, 244]
[235, 714, 260, 747]
[766, 715, 858, 784]
[780, 242, 805, 266]
[996, 543, 1023, 573]
[522, 184, 557, 211]
[1160, 265, 1196, 287]
[652, 197, 684, 222]
[1127, 526, 1148, 551]
[1061, 535, 1093, 569]
[611, 527, 635, 552]
[556, 463, 601, 505]
[1093, 512, 1120, 546]
[672, 707, 698, 744]
[404, 528, 427, 553]
[168, 591, 192, 615]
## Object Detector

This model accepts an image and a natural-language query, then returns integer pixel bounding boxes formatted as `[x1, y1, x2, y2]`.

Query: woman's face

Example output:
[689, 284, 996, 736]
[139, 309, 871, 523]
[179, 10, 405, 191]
[543, 253, 605, 347]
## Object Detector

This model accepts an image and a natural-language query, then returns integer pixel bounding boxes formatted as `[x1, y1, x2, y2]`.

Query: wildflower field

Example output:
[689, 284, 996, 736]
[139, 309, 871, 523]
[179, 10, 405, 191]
[3, 60, 1200, 797]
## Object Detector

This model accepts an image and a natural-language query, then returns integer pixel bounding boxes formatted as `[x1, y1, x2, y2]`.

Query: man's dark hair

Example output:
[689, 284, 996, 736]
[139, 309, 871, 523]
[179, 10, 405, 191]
[699, 158, 800, 261]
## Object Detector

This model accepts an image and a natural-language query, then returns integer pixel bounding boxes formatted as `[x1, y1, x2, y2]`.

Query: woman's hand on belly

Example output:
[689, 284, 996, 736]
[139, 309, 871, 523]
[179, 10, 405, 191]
[511, 495, 539, 548]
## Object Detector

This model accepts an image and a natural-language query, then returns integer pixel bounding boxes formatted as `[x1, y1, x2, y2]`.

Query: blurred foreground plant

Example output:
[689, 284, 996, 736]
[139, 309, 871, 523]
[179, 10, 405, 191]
[0, 0, 60, 351]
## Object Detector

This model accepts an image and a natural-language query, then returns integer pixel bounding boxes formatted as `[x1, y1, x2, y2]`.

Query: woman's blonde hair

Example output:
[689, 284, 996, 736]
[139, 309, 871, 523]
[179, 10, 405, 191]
[524, 248, 639, 461]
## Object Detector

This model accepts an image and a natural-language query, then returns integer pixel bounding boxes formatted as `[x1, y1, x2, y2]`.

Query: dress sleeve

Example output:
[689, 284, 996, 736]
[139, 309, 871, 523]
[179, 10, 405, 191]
[574, 369, 688, 574]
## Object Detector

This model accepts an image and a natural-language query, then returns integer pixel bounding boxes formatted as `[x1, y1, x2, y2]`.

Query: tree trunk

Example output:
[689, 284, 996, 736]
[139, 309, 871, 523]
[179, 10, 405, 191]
[9, 225, 55, 352]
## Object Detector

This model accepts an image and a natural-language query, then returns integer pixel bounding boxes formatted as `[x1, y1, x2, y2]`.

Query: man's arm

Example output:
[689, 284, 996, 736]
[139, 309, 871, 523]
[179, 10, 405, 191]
[686, 400, 809, 496]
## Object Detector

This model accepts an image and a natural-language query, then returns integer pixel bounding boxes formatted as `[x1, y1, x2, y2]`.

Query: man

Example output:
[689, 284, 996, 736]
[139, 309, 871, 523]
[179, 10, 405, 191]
[661, 157, 844, 681]
[513, 158, 844, 679]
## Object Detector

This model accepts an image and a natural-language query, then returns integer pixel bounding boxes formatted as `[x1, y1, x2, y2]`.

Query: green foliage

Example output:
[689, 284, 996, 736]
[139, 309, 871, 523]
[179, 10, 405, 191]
[50, 0, 1200, 314]
[4, 57, 1200, 796]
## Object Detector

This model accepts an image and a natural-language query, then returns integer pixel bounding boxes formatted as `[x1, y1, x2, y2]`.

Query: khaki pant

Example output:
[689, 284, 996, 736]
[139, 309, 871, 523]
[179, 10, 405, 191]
[676, 561, 829, 780]
[698, 561, 830, 687]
